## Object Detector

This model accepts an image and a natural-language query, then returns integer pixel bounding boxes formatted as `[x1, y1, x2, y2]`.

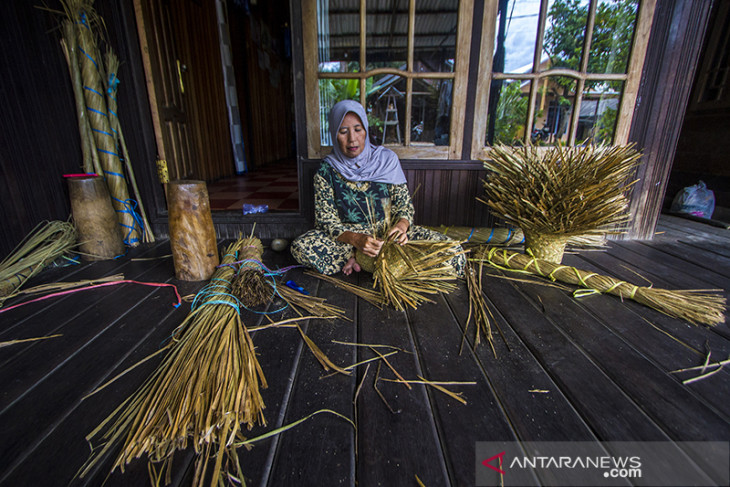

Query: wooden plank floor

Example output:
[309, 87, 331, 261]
[0, 214, 728, 486]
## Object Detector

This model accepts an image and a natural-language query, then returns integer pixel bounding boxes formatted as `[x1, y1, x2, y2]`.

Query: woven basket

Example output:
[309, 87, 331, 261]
[523, 231, 569, 264]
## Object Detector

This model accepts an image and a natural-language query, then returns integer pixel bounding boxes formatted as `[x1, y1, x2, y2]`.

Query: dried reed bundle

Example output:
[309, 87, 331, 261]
[0, 221, 77, 305]
[104, 50, 155, 242]
[80, 238, 267, 486]
[305, 270, 385, 308]
[58, 0, 141, 246]
[426, 225, 607, 248]
[231, 237, 270, 308]
[60, 19, 95, 173]
[480, 144, 641, 263]
[276, 284, 348, 320]
[464, 260, 496, 355]
[352, 198, 464, 310]
[474, 247, 726, 327]
[373, 237, 464, 311]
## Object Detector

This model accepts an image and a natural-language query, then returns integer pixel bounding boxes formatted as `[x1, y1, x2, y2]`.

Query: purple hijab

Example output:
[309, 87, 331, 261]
[324, 100, 407, 185]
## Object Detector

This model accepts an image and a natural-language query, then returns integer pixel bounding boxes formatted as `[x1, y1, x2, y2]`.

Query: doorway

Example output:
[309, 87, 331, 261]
[134, 0, 297, 213]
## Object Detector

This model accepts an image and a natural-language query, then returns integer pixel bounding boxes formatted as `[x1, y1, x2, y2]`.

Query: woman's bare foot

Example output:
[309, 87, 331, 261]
[342, 257, 361, 275]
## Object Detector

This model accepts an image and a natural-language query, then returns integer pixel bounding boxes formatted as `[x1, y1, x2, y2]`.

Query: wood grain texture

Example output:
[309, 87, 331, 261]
[167, 180, 220, 280]
[68, 176, 124, 260]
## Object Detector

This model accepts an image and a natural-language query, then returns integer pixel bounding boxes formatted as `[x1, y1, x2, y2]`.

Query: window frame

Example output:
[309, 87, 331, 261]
[470, 0, 656, 160]
[303, 0, 474, 160]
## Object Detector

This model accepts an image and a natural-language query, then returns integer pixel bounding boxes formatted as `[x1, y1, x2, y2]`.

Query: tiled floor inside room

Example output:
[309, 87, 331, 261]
[207, 161, 299, 212]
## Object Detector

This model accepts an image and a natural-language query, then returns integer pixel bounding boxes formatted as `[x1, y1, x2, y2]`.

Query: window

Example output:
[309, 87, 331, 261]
[472, 0, 655, 159]
[303, 0, 655, 161]
[303, 0, 473, 160]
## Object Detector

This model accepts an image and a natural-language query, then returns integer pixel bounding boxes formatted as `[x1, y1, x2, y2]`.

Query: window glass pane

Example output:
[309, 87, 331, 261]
[414, 1, 458, 73]
[366, 75, 406, 145]
[577, 81, 623, 144]
[588, 0, 638, 74]
[544, 0, 590, 72]
[318, 78, 360, 145]
[496, 0, 542, 74]
[318, 0, 360, 72]
[485, 79, 529, 145]
[366, 0, 408, 70]
[531, 76, 576, 145]
[412, 78, 453, 145]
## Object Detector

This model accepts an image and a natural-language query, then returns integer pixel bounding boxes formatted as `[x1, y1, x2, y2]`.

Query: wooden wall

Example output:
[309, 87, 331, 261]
[667, 0, 730, 216]
[624, 0, 714, 239]
[0, 0, 163, 258]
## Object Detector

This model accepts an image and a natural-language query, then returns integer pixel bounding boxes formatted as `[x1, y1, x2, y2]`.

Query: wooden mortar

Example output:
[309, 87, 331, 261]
[67, 176, 124, 260]
[168, 180, 219, 280]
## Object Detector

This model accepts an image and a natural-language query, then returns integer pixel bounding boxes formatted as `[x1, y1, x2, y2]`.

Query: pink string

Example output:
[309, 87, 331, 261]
[0, 280, 182, 315]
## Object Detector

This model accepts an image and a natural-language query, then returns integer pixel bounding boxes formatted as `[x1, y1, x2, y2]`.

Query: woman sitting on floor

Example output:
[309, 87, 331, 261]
[291, 99, 465, 276]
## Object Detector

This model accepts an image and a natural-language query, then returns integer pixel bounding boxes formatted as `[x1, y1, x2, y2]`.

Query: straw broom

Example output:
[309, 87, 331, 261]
[60, 0, 142, 246]
[0, 221, 77, 306]
[473, 246, 726, 327]
[80, 238, 267, 486]
[480, 144, 641, 263]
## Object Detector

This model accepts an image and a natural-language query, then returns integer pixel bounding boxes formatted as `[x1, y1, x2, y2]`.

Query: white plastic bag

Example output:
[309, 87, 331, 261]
[670, 181, 715, 218]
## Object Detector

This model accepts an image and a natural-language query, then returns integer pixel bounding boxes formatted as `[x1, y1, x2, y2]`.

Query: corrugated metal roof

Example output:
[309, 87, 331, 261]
[321, 0, 458, 60]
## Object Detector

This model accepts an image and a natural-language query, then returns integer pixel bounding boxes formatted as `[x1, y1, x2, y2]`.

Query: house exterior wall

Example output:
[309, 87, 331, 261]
[0, 0, 715, 258]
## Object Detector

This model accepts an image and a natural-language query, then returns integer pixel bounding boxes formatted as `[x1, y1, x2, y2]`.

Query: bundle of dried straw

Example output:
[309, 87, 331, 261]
[0, 221, 77, 306]
[80, 238, 266, 485]
[373, 236, 464, 311]
[54, 0, 150, 245]
[426, 225, 607, 248]
[480, 144, 641, 263]
[474, 247, 726, 327]
[351, 200, 464, 311]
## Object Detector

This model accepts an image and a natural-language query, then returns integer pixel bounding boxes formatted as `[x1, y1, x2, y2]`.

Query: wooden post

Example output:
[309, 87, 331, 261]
[168, 180, 220, 280]
[67, 176, 125, 260]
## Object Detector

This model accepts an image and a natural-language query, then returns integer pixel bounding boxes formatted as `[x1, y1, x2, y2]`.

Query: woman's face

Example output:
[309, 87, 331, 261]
[336, 112, 367, 158]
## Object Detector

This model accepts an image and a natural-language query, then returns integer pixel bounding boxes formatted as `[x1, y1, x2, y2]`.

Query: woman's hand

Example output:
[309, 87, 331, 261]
[338, 231, 383, 257]
[354, 234, 383, 257]
[387, 218, 410, 245]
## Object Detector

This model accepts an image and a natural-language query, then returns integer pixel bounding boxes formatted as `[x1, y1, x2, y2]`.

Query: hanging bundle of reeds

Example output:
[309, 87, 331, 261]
[0, 221, 77, 306]
[54, 0, 143, 246]
[480, 144, 641, 263]
[473, 246, 726, 327]
[80, 238, 267, 486]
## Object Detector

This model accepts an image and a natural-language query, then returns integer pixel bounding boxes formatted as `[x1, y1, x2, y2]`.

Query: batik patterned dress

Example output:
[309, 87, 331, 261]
[291, 162, 465, 276]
